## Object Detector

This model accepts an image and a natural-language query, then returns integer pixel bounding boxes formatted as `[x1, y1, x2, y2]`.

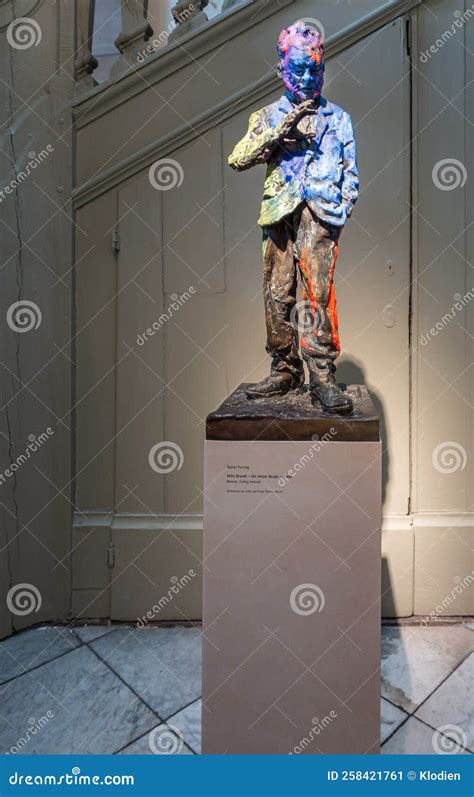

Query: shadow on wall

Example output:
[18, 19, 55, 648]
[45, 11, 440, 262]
[338, 357, 402, 622]
[337, 356, 389, 508]
[382, 556, 397, 619]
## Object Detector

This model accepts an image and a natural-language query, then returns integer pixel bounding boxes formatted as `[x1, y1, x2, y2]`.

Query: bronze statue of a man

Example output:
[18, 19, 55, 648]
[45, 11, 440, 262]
[228, 22, 359, 415]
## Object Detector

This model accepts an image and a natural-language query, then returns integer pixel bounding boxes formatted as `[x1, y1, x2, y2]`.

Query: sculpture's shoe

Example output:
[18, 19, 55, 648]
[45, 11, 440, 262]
[310, 381, 353, 415]
[246, 374, 301, 400]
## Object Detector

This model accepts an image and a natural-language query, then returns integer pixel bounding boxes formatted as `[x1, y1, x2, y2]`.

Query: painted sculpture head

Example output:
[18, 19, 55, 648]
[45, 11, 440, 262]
[277, 22, 325, 103]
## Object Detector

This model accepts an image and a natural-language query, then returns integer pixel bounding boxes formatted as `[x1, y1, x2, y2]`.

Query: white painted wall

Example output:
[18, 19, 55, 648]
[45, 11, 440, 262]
[0, 1, 75, 638]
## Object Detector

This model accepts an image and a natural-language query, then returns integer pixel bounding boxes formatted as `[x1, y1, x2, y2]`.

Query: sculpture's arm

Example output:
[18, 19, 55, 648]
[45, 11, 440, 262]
[341, 113, 359, 219]
[228, 110, 279, 171]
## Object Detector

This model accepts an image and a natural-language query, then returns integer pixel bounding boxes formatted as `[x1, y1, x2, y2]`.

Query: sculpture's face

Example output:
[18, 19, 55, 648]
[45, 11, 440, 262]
[280, 47, 325, 103]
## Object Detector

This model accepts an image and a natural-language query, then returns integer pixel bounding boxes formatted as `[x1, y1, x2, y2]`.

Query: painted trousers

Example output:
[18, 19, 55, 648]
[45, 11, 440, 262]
[262, 202, 341, 384]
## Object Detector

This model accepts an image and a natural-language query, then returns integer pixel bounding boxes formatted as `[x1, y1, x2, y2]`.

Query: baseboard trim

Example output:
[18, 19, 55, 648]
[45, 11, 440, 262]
[73, 511, 473, 531]
[71, 512, 472, 620]
[73, 512, 203, 531]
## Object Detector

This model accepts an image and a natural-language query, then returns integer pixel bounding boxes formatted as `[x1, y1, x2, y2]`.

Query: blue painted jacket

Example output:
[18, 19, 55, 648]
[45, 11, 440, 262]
[228, 94, 359, 228]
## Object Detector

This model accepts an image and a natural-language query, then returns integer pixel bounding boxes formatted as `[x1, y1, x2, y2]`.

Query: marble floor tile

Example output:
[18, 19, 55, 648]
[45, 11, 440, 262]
[73, 625, 114, 643]
[167, 699, 201, 753]
[416, 654, 473, 752]
[1, 623, 471, 756]
[0, 645, 157, 755]
[90, 627, 202, 719]
[381, 625, 473, 713]
[381, 698, 407, 743]
[0, 627, 79, 684]
[120, 724, 194, 755]
[382, 717, 469, 755]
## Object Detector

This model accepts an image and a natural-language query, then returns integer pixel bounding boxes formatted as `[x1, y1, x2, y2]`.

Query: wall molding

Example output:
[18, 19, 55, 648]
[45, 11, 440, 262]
[412, 513, 474, 528]
[72, 0, 423, 209]
[73, 512, 203, 531]
[73, 511, 474, 532]
[72, 511, 472, 619]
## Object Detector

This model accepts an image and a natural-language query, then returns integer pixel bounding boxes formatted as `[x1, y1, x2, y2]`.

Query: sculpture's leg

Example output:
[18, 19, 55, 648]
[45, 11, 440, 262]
[295, 205, 353, 415]
[245, 218, 304, 399]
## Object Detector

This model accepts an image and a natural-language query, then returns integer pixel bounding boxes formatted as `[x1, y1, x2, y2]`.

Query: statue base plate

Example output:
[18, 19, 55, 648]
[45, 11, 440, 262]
[206, 383, 378, 442]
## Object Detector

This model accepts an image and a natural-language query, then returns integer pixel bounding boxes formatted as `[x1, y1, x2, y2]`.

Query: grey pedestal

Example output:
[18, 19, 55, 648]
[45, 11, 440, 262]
[202, 385, 382, 754]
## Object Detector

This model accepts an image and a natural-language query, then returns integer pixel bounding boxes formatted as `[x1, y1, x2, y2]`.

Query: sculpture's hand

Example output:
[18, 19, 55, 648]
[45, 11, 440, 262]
[282, 128, 316, 146]
[277, 100, 318, 140]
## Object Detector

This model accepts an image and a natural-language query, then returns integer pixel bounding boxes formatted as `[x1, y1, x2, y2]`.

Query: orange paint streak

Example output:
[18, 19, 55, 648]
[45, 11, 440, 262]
[326, 243, 340, 352]
[325, 283, 340, 353]
[298, 241, 340, 353]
